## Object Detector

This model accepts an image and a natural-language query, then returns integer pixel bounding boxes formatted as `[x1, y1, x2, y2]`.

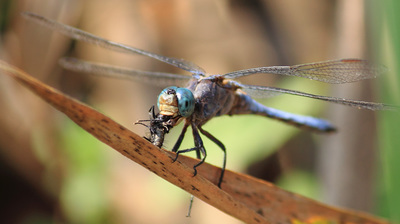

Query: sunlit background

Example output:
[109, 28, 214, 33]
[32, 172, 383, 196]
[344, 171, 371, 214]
[0, 0, 399, 223]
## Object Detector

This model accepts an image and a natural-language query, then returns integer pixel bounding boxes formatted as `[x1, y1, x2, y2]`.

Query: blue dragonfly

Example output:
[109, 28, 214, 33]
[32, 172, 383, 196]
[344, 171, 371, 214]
[23, 12, 391, 188]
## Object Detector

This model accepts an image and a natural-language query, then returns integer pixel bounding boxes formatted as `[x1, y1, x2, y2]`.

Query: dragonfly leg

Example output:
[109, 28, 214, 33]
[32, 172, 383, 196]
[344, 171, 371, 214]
[191, 125, 207, 177]
[174, 146, 198, 160]
[173, 145, 206, 177]
[171, 122, 190, 162]
[199, 127, 226, 188]
[171, 123, 207, 177]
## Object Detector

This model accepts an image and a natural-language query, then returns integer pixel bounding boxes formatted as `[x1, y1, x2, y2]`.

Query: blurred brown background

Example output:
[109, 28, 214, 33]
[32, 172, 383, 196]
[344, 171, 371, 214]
[0, 0, 384, 223]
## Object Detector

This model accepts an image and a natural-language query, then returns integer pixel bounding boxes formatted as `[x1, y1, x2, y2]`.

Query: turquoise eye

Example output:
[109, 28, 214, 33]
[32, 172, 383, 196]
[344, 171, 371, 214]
[157, 86, 194, 117]
[176, 88, 195, 117]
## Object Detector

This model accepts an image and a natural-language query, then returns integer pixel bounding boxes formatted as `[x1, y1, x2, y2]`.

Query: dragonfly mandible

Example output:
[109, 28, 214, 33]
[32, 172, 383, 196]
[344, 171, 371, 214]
[23, 12, 391, 188]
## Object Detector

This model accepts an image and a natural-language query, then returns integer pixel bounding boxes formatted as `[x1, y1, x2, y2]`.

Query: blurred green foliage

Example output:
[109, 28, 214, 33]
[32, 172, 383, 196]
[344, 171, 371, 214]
[372, 0, 400, 222]
[59, 119, 111, 223]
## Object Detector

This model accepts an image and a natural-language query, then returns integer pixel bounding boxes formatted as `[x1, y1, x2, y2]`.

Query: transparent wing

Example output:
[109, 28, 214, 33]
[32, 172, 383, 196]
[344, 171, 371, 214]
[224, 59, 386, 84]
[242, 84, 394, 110]
[59, 57, 191, 87]
[22, 12, 206, 76]
[238, 85, 282, 99]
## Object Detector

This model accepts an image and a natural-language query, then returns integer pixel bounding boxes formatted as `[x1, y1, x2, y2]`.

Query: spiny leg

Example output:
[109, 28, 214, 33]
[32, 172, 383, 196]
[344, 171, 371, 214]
[170, 122, 200, 218]
[195, 147, 201, 160]
[171, 123, 207, 177]
[199, 127, 226, 188]
[171, 122, 190, 162]
[174, 146, 199, 162]
[172, 122, 190, 152]
[191, 125, 207, 177]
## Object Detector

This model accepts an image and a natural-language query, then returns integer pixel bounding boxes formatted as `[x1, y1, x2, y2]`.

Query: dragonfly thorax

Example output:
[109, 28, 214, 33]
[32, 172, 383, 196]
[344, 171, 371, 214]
[157, 86, 195, 118]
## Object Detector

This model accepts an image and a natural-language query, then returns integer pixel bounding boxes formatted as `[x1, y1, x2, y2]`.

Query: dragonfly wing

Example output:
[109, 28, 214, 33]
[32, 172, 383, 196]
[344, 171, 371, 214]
[224, 59, 386, 84]
[242, 84, 393, 110]
[22, 12, 206, 75]
[240, 87, 282, 99]
[59, 57, 191, 87]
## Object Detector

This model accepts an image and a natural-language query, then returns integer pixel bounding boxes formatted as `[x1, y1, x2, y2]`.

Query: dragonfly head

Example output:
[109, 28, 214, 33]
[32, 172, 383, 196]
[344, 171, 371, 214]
[157, 86, 195, 118]
[137, 87, 194, 148]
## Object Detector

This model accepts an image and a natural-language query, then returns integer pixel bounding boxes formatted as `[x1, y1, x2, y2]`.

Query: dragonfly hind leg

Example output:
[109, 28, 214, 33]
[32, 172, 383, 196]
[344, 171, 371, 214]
[199, 127, 226, 188]
[173, 145, 207, 177]
[171, 123, 226, 188]
[171, 123, 207, 178]
[189, 125, 207, 177]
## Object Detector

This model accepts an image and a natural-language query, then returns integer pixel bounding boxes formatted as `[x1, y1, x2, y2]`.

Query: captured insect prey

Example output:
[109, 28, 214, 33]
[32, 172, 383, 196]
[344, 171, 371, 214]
[22, 11, 394, 190]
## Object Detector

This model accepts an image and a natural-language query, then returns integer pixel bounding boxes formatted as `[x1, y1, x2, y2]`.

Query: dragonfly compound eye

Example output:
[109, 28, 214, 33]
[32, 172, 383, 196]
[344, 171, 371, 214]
[176, 88, 195, 117]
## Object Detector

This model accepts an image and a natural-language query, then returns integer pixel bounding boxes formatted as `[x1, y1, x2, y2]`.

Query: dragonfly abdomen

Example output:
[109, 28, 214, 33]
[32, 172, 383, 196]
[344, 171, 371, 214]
[229, 92, 336, 133]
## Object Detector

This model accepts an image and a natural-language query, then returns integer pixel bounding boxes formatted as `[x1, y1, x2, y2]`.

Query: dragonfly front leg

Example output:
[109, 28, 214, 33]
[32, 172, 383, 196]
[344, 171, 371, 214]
[172, 122, 190, 155]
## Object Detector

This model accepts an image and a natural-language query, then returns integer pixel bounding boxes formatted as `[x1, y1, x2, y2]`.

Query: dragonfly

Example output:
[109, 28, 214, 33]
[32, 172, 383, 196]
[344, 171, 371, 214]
[23, 12, 391, 188]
